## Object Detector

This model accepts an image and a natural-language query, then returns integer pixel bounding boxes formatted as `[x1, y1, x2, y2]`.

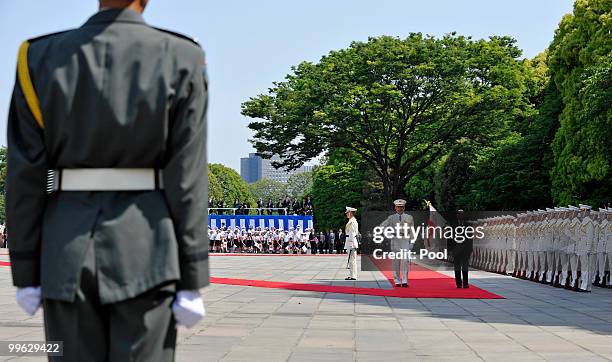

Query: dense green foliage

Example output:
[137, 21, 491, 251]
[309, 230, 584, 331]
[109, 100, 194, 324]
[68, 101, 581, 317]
[311, 162, 364, 231]
[208, 163, 255, 206]
[208, 167, 223, 201]
[549, 0, 611, 206]
[286, 171, 314, 199]
[248, 178, 287, 203]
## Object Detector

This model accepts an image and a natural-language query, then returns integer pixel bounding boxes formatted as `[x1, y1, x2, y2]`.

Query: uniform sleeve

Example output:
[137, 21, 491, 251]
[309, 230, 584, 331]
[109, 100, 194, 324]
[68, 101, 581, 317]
[379, 216, 390, 228]
[162, 50, 209, 291]
[6, 77, 48, 287]
[348, 221, 358, 242]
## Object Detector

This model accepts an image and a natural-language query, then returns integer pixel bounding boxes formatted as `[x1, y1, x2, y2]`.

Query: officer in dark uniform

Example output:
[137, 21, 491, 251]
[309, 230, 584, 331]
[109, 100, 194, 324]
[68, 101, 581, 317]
[7, 1, 209, 360]
[448, 210, 473, 288]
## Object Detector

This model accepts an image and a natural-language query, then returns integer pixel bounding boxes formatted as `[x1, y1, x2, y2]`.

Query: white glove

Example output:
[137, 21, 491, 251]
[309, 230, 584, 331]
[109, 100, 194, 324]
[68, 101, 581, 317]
[172, 290, 205, 328]
[16, 286, 41, 316]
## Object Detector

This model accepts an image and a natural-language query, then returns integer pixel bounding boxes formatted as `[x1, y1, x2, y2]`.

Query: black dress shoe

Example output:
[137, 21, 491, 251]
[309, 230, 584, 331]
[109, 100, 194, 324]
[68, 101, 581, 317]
[402, 283, 408, 288]
[456, 285, 462, 289]
[345, 277, 352, 280]
[463, 284, 469, 289]
[395, 283, 401, 287]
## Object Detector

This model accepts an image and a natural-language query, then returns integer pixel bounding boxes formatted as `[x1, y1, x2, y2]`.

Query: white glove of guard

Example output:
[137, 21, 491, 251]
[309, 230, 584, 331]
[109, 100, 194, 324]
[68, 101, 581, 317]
[172, 290, 205, 328]
[16, 286, 41, 316]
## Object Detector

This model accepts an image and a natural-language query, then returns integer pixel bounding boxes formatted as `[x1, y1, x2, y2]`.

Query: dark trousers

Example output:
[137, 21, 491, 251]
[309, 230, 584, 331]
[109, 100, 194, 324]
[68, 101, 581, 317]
[453, 249, 471, 287]
[43, 242, 177, 362]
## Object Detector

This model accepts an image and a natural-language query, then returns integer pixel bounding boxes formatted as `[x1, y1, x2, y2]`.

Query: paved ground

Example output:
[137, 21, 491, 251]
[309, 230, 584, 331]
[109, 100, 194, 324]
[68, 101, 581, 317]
[1, 250, 611, 361]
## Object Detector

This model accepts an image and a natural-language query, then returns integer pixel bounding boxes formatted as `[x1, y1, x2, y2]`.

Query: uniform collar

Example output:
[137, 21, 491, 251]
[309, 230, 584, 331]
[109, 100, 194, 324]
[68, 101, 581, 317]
[84, 8, 146, 26]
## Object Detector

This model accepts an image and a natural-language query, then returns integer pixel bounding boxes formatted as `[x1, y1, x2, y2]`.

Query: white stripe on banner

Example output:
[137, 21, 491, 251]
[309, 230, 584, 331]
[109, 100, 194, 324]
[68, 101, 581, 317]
[278, 219, 284, 230]
[239, 219, 246, 228]
[297, 220, 303, 230]
[249, 219, 255, 228]
[230, 219, 236, 228]
[259, 219, 265, 229]
[308, 220, 313, 229]
[211, 219, 217, 228]
[288, 219, 294, 229]
[220, 219, 227, 228]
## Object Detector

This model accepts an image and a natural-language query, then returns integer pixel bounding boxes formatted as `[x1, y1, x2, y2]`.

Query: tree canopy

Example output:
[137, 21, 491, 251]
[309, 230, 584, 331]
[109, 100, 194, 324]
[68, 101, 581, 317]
[209, 163, 255, 206]
[248, 178, 287, 203]
[242, 33, 535, 202]
[549, 0, 611, 206]
[286, 171, 314, 199]
[311, 162, 364, 231]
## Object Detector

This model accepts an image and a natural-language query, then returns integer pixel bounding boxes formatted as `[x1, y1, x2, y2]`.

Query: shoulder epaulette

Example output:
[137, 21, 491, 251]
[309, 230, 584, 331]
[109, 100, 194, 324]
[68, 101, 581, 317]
[153, 27, 201, 48]
[27, 30, 72, 44]
[17, 30, 71, 129]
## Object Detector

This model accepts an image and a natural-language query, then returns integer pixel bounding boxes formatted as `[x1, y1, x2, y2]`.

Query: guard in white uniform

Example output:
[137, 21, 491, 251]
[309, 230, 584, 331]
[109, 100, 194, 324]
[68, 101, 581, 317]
[604, 209, 612, 287]
[379, 199, 414, 287]
[575, 204, 594, 292]
[344, 207, 359, 280]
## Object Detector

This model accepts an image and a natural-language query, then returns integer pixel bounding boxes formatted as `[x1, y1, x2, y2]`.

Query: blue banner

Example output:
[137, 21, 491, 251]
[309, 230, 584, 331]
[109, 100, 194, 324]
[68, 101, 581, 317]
[208, 215, 314, 231]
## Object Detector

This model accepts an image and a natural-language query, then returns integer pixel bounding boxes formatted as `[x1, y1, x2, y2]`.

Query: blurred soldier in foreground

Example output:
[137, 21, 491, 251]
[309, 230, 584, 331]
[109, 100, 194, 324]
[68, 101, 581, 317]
[379, 199, 413, 287]
[7, 0, 209, 360]
[344, 207, 359, 280]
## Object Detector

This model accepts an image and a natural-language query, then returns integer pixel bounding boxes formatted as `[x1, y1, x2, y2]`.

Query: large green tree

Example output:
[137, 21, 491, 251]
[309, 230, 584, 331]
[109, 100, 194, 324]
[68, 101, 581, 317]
[208, 166, 223, 201]
[549, 0, 611, 206]
[311, 162, 364, 231]
[209, 164, 255, 207]
[450, 52, 560, 210]
[242, 34, 534, 202]
[286, 171, 314, 199]
[248, 178, 287, 203]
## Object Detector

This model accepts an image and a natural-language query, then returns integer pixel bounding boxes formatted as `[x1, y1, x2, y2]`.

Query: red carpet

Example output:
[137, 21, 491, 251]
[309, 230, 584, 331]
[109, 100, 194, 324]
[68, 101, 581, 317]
[0, 254, 503, 299]
[210, 253, 342, 257]
[210, 256, 503, 299]
[368, 258, 503, 298]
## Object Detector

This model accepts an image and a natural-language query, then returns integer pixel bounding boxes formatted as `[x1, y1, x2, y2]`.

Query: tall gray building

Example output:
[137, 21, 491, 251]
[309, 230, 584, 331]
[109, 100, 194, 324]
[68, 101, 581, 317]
[240, 153, 313, 183]
[240, 153, 262, 183]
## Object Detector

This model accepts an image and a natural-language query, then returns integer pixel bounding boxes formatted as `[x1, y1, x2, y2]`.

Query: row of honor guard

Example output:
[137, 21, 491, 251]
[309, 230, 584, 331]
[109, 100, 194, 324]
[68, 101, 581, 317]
[472, 205, 612, 292]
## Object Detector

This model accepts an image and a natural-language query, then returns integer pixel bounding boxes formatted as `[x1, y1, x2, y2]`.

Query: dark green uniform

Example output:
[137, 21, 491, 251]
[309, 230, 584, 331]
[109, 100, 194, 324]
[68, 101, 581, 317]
[7, 8, 209, 361]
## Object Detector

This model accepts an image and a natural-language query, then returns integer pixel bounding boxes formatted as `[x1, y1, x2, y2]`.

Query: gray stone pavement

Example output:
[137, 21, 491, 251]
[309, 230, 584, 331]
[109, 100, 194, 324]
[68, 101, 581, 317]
[1, 250, 611, 361]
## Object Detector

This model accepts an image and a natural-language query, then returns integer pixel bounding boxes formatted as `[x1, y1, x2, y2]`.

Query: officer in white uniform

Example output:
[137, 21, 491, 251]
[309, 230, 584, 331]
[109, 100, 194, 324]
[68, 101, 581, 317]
[344, 207, 359, 280]
[506, 215, 518, 276]
[566, 206, 581, 289]
[379, 199, 414, 287]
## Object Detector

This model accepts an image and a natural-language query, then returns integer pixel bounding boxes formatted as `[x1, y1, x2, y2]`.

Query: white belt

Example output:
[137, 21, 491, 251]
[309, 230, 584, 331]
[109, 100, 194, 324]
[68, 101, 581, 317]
[47, 168, 164, 192]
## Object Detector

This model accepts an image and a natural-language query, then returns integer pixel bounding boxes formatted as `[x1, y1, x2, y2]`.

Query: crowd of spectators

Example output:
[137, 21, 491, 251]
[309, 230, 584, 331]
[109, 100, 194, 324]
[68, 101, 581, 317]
[208, 196, 314, 216]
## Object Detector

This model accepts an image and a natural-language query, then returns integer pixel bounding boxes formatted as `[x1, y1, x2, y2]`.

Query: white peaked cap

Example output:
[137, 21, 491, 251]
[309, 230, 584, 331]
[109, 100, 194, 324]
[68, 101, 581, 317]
[393, 199, 407, 206]
[345, 206, 357, 213]
[579, 204, 592, 210]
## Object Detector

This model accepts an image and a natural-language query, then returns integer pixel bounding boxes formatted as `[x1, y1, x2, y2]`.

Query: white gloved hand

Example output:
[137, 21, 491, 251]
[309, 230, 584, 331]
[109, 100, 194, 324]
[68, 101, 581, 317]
[172, 290, 205, 328]
[16, 286, 41, 316]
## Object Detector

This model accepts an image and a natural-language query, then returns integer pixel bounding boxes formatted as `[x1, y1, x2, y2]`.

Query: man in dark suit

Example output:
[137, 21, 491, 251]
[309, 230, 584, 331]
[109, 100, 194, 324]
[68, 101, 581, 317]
[448, 210, 473, 288]
[7, 1, 209, 360]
